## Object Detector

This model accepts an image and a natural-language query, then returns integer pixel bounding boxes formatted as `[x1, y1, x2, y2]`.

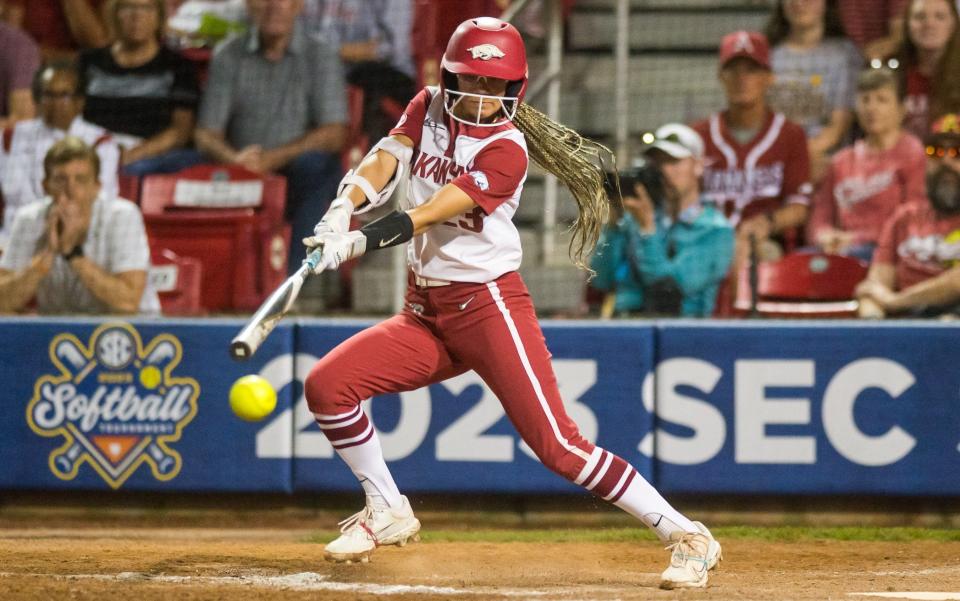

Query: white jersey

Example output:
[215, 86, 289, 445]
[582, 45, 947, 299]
[0, 117, 120, 248]
[0, 194, 160, 314]
[390, 87, 528, 283]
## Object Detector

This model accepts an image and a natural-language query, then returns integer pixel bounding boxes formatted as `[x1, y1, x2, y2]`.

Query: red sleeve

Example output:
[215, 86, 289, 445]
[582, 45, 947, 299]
[450, 138, 528, 215]
[873, 205, 908, 266]
[807, 162, 836, 244]
[781, 121, 812, 205]
[388, 88, 431, 146]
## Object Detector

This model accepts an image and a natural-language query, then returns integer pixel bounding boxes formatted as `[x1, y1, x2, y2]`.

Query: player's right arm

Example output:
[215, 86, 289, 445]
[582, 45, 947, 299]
[333, 161, 478, 236]
[339, 134, 412, 210]
[308, 89, 431, 239]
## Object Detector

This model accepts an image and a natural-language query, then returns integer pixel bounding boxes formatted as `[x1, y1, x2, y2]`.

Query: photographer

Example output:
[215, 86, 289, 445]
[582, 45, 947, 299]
[591, 124, 734, 317]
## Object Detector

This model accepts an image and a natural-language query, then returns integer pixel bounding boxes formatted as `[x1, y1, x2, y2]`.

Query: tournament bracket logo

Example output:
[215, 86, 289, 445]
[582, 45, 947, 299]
[26, 323, 200, 489]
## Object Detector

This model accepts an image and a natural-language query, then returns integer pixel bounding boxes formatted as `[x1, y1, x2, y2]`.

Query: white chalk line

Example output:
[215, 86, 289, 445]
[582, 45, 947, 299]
[869, 566, 960, 577]
[0, 571, 537, 596]
[849, 594, 960, 600]
[0, 571, 639, 599]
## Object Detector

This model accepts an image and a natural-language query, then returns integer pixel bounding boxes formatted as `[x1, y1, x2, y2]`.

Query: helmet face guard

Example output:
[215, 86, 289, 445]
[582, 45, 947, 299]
[440, 17, 528, 126]
[442, 88, 520, 127]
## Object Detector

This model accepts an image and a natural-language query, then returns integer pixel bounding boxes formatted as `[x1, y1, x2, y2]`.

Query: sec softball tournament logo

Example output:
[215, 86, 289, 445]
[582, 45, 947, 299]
[26, 323, 200, 489]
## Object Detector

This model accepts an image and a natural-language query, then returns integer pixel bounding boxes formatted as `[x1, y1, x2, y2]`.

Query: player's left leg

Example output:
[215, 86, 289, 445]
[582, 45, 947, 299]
[305, 308, 466, 563]
[441, 272, 721, 588]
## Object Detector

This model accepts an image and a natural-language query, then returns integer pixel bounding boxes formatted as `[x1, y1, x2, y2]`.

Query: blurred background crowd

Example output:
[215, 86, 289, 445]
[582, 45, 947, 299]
[1, 0, 959, 321]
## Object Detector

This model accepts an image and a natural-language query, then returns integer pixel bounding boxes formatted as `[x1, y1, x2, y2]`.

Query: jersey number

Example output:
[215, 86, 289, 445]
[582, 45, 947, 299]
[442, 206, 485, 233]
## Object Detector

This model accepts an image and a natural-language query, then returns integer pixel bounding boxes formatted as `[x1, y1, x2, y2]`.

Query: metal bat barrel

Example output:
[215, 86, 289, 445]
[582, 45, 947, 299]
[229, 250, 322, 360]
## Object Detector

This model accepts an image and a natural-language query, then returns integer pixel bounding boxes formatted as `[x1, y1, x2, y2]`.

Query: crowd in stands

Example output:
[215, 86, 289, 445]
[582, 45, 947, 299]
[592, 0, 960, 320]
[0, 0, 959, 319]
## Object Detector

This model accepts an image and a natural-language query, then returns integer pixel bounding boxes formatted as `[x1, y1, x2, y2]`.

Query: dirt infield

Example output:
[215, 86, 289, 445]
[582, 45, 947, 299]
[2, 522, 960, 601]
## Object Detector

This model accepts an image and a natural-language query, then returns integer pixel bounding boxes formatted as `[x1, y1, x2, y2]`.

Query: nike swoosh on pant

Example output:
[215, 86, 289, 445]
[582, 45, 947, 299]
[459, 295, 476, 310]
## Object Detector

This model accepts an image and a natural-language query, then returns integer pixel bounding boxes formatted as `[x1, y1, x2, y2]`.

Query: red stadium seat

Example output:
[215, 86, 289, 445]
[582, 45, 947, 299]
[149, 249, 203, 315]
[141, 164, 290, 312]
[734, 252, 869, 318]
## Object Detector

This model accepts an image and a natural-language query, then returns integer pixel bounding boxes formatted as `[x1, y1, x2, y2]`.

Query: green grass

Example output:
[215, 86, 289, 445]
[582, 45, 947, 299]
[302, 526, 960, 545]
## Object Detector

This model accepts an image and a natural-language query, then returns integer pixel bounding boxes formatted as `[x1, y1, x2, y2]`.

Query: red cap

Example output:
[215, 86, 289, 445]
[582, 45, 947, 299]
[719, 31, 771, 69]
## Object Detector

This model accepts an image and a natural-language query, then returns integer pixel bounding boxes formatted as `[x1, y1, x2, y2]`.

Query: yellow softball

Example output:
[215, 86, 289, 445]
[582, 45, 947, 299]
[229, 375, 277, 422]
[139, 366, 162, 389]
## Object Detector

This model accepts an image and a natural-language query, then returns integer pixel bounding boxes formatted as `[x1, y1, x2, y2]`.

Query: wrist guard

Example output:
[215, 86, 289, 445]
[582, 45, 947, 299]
[359, 210, 414, 252]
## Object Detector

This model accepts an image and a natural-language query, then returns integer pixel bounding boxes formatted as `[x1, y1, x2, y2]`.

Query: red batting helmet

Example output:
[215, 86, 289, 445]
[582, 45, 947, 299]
[440, 17, 528, 126]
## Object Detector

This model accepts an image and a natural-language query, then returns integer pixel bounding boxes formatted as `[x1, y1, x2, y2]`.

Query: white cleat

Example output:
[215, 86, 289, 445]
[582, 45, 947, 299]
[659, 522, 722, 590]
[694, 520, 723, 570]
[323, 496, 421, 563]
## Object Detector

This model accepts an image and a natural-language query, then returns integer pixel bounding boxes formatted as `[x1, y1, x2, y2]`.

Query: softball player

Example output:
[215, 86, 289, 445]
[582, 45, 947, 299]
[303, 17, 722, 589]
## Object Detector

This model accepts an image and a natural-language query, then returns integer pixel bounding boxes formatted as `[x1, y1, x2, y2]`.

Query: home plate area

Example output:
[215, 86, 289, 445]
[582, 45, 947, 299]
[1, 526, 960, 601]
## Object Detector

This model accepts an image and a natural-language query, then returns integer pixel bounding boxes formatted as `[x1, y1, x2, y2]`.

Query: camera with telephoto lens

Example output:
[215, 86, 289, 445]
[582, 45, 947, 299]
[605, 158, 667, 209]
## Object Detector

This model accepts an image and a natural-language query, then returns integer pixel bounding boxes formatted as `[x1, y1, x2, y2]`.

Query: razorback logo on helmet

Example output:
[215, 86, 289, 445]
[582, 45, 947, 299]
[27, 323, 199, 489]
[467, 44, 505, 60]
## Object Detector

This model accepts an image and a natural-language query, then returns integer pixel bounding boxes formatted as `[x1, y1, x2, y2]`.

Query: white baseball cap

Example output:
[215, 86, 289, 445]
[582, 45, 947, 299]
[645, 123, 705, 160]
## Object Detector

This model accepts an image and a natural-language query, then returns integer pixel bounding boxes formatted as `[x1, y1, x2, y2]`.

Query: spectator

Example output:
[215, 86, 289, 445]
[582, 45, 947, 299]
[808, 67, 926, 262]
[0, 21, 40, 128]
[195, 0, 348, 274]
[765, 0, 862, 179]
[1, 0, 109, 58]
[692, 31, 812, 284]
[839, 0, 908, 60]
[590, 124, 734, 317]
[1, 60, 119, 249]
[0, 136, 158, 313]
[301, 0, 415, 142]
[78, 0, 202, 175]
[896, 0, 960, 139]
[856, 113, 960, 318]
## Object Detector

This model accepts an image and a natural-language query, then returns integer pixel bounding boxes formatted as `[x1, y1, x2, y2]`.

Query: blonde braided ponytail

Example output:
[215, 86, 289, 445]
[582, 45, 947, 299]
[512, 102, 616, 272]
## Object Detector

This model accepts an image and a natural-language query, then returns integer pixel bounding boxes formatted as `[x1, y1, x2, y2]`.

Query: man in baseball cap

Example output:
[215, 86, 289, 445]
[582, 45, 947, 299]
[590, 122, 733, 317]
[691, 30, 812, 314]
[856, 113, 960, 318]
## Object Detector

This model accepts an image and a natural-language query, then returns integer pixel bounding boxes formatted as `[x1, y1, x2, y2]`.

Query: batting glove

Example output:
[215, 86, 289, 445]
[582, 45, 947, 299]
[304, 198, 355, 251]
[309, 231, 367, 273]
